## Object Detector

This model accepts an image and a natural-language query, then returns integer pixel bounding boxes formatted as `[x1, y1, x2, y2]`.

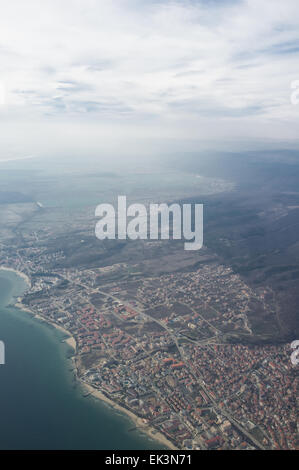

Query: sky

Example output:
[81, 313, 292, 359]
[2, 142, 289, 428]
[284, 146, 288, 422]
[0, 0, 299, 161]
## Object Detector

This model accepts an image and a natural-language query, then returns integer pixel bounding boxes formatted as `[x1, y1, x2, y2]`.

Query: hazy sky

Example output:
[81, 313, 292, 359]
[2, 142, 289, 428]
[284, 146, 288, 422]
[0, 0, 299, 161]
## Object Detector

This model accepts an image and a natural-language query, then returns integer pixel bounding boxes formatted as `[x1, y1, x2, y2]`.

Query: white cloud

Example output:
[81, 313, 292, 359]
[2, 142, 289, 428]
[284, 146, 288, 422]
[0, 0, 298, 159]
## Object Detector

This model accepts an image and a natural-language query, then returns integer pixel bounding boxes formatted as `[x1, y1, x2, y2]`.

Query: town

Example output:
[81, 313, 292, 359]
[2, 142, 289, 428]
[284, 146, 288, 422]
[1, 234, 297, 451]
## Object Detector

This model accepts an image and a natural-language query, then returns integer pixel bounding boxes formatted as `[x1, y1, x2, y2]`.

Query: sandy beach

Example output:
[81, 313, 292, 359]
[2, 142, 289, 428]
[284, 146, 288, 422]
[14, 301, 77, 351]
[0, 266, 31, 287]
[82, 382, 177, 450]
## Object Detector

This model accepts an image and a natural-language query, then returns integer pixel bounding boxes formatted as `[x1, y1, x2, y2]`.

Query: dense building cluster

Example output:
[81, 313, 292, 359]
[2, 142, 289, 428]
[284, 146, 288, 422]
[1, 244, 297, 450]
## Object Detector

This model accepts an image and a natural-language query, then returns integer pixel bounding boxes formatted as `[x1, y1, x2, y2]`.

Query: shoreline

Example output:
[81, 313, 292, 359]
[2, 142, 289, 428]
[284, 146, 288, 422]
[81, 382, 177, 450]
[0, 266, 76, 351]
[0, 266, 177, 450]
[0, 266, 32, 288]
[15, 301, 77, 351]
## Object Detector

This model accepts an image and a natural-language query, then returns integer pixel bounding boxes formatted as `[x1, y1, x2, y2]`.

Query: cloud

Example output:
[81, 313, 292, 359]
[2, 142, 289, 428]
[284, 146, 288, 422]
[0, 0, 298, 159]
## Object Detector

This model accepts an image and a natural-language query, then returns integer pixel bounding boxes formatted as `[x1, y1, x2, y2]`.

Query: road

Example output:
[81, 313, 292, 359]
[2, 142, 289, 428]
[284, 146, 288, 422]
[60, 272, 265, 450]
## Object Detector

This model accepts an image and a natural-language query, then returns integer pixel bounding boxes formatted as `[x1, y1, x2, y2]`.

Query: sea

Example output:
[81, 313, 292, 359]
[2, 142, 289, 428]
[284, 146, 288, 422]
[0, 269, 163, 450]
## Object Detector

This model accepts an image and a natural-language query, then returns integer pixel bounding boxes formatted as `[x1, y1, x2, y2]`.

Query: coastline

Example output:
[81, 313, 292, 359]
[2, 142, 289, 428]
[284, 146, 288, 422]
[0, 266, 32, 288]
[0, 266, 177, 450]
[82, 382, 177, 450]
[15, 301, 77, 351]
[0, 266, 76, 351]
